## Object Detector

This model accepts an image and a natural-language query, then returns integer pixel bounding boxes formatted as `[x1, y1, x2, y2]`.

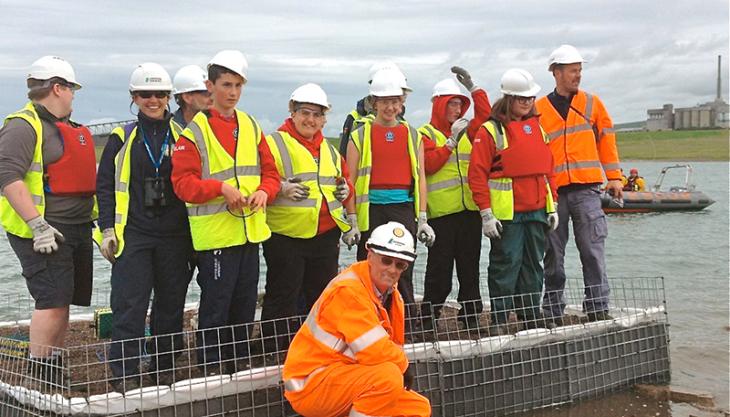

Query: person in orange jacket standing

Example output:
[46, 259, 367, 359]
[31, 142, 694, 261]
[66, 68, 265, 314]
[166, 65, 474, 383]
[537, 45, 622, 325]
[283, 222, 431, 417]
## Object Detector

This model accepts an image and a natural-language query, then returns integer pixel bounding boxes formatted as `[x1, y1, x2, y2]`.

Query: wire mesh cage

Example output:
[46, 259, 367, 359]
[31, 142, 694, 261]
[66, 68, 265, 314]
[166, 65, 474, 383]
[0, 276, 670, 417]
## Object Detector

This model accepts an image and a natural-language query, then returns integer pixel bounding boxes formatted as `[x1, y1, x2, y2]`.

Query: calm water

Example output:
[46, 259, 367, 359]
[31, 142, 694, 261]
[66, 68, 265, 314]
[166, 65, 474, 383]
[0, 161, 727, 410]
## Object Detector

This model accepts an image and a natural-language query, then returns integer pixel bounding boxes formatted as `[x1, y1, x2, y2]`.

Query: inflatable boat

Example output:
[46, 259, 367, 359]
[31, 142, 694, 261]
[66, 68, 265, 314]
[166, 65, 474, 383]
[601, 164, 715, 213]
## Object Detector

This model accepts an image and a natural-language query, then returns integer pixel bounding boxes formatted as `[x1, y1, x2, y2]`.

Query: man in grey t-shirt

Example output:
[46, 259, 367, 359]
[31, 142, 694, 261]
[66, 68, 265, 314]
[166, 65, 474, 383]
[0, 56, 95, 385]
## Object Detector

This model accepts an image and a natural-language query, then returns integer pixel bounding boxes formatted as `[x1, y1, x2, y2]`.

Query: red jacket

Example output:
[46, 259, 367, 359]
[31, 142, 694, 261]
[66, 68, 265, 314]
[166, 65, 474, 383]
[469, 118, 558, 213]
[423, 88, 491, 175]
[171, 108, 280, 204]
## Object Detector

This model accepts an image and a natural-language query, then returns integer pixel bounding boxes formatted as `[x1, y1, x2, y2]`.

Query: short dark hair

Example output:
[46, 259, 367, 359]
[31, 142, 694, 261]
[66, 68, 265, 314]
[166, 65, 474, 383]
[490, 95, 537, 124]
[207, 64, 242, 83]
[26, 77, 66, 101]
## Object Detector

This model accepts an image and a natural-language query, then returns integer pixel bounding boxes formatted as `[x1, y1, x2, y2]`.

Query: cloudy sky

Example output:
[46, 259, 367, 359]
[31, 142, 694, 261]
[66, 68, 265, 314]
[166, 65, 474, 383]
[1, 0, 727, 136]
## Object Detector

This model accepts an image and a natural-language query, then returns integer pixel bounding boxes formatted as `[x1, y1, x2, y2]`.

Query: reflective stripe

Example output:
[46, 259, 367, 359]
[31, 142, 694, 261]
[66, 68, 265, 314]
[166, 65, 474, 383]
[114, 134, 133, 192]
[115, 182, 128, 192]
[18, 110, 34, 119]
[492, 123, 505, 150]
[357, 167, 371, 177]
[488, 180, 512, 191]
[584, 93, 593, 119]
[270, 132, 294, 178]
[114, 213, 123, 223]
[459, 154, 470, 162]
[186, 122, 209, 178]
[349, 325, 388, 354]
[327, 199, 342, 212]
[304, 310, 355, 360]
[408, 125, 420, 153]
[283, 366, 327, 393]
[31, 194, 43, 205]
[427, 177, 462, 193]
[271, 197, 317, 208]
[319, 176, 338, 186]
[209, 165, 261, 181]
[29, 162, 42, 173]
[422, 125, 437, 142]
[355, 194, 369, 204]
[554, 160, 602, 173]
[546, 129, 563, 141]
[187, 202, 228, 216]
[349, 408, 375, 417]
[602, 163, 621, 171]
[601, 127, 615, 136]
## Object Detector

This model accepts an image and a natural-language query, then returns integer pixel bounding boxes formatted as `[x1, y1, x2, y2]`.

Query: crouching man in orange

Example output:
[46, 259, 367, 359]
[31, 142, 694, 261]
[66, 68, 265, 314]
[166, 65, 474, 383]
[283, 222, 431, 417]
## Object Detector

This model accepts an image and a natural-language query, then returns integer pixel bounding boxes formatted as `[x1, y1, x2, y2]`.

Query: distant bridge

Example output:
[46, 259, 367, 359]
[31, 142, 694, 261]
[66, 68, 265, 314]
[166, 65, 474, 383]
[87, 120, 135, 146]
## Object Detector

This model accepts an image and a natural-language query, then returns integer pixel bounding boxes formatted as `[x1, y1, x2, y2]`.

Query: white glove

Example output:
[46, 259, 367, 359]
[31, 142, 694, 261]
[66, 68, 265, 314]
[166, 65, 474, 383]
[417, 212, 436, 247]
[280, 177, 310, 201]
[27, 216, 65, 254]
[480, 209, 502, 239]
[547, 203, 559, 232]
[450, 117, 469, 142]
[334, 177, 349, 202]
[444, 137, 457, 151]
[341, 214, 361, 250]
[100, 228, 118, 263]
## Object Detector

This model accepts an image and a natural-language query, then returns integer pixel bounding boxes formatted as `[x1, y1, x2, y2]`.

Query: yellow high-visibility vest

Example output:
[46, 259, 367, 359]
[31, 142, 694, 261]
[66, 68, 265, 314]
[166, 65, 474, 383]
[419, 123, 477, 219]
[182, 110, 271, 250]
[350, 120, 421, 232]
[266, 131, 350, 238]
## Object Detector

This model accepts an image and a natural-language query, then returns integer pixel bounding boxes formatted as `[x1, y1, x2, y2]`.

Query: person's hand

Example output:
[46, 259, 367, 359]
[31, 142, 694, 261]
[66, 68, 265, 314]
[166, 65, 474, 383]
[341, 214, 361, 249]
[100, 228, 118, 263]
[605, 180, 623, 200]
[280, 177, 310, 201]
[480, 208, 502, 239]
[547, 204, 559, 232]
[450, 117, 469, 142]
[27, 216, 65, 254]
[403, 366, 415, 390]
[334, 177, 349, 202]
[417, 212, 436, 247]
[248, 190, 268, 212]
[451, 66, 477, 92]
[221, 183, 247, 211]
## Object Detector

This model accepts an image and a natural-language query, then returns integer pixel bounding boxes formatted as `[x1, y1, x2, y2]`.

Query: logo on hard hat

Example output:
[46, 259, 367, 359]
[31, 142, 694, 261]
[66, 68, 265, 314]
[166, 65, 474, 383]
[523, 125, 533, 135]
[393, 227, 405, 238]
[146, 77, 162, 83]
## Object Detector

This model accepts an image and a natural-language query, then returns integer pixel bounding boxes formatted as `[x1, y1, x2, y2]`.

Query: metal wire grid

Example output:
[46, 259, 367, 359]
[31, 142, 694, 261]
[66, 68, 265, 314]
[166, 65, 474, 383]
[0, 276, 669, 417]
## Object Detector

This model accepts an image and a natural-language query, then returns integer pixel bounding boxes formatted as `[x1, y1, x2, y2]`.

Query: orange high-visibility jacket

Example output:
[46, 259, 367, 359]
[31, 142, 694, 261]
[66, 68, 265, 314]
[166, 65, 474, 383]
[282, 261, 407, 393]
[536, 91, 621, 188]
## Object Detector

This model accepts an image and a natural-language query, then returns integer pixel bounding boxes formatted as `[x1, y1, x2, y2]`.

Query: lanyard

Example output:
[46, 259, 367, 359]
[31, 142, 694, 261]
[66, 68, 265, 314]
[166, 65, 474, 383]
[139, 125, 171, 177]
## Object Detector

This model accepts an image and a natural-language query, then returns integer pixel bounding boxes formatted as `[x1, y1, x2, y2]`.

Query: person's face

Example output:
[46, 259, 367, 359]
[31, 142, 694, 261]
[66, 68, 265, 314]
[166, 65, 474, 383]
[291, 104, 326, 140]
[207, 73, 244, 113]
[510, 96, 535, 119]
[629, 171, 638, 178]
[54, 81, 76, 117]
[554, 63, 582, 94]
[184, 90, 212, 112]
[446, 97, 463, 124]
[373, 96, 404, 124]
[133, 90, 169, 120]
[367, 251, 410, 293]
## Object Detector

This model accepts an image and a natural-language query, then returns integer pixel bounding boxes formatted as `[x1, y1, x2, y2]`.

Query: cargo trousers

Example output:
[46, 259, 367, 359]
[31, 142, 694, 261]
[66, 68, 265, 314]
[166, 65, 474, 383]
[543, 184, 610, 318]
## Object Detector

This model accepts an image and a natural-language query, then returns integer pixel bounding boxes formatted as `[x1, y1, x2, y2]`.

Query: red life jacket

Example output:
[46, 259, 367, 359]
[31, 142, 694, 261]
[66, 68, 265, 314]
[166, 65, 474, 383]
[44, 122, 97, 196]
[489, 118, 552, 179]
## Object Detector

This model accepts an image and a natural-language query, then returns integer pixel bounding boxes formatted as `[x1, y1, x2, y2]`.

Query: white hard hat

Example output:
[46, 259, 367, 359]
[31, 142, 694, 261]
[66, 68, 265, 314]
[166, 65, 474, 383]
[290, 83, 331, 110]
[547, 44, 586, 71]
[366, 221, 416, 263]
[369, 68, 408, 97]
[432, 78, 469, 102]
[173, 65, 208, 95]
[28, 56, 81, 89]
[129, 63, 173, 92]
[500, 68, 541, 97]
[208, 50, 248, 81]
[368, 60, 401, 82]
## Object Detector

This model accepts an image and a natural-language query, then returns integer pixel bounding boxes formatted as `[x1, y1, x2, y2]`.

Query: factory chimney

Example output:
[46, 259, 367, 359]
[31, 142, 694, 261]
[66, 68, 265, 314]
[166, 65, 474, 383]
[717, 55, 722, 101]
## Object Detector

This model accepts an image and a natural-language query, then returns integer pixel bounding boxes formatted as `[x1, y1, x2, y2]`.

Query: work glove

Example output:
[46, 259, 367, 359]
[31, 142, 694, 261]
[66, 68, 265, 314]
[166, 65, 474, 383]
[27, 216, 65, 254]
[451, 66, 478, 92]
[334, 177, 349, 202]
[417, 212, 436, 247]
[480, 208, 502, 239]
[547, 204, 559, 232]
[280, 177, 310, 201]
[100, 228, 118, 263]
[403, 366, 415, 390]
[341, 214, 361, 250]
[449, 117, 470, 143]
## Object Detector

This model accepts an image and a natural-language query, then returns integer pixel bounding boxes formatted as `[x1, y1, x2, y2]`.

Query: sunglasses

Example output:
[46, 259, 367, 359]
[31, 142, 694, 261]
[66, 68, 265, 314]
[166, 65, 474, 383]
[57, 81, 80, 91]
[515, 96, 536, 104]
[136, 91, 170, 99]
[295, 107, 325, 119]
[377, 254, 410, 271]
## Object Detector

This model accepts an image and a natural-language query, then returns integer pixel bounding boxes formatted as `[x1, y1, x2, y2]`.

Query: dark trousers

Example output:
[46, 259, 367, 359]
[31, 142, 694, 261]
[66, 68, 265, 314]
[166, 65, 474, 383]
[356, 203, 417, 323]
[543, 185, 610, 317]
[260, 229, 340, 352]
[109, 229, 193, 379]
[421, 210, 483, 320]
[487, 211, 547, 325]
[195, 243, 259, 368]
